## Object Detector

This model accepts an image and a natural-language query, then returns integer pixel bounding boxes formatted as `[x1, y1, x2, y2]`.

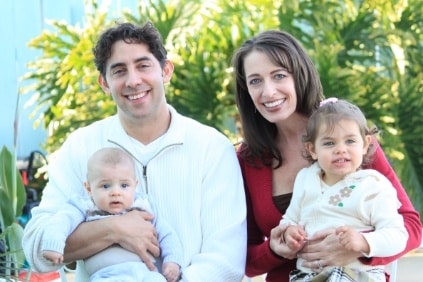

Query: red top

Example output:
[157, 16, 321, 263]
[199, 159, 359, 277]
[238, 141, 422, 282]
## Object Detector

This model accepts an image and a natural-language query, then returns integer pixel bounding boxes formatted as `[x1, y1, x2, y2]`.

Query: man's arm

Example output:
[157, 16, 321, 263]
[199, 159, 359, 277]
[181, 137, 247, 282]
[64, 210, 160, 270]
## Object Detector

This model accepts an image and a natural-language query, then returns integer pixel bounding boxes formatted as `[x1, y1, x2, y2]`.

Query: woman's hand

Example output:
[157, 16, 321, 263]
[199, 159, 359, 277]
[269, 225, 297, 260]
[298, 228, 360, 271]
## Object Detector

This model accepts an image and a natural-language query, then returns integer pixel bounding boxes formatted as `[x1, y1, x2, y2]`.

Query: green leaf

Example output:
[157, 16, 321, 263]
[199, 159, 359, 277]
[0, 146, 26, 229]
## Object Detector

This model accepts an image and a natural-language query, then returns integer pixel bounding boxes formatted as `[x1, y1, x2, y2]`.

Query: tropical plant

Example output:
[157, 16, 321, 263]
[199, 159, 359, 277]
[0, 146, 27, 279]
[21, 0, 423, 216]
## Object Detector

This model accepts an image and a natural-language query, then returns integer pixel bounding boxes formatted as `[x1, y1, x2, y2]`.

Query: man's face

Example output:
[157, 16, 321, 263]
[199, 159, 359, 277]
[98, 40, 173, 126]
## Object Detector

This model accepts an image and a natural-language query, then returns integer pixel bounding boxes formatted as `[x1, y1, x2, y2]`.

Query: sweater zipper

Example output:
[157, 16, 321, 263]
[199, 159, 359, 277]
[107, 139, 182, 194]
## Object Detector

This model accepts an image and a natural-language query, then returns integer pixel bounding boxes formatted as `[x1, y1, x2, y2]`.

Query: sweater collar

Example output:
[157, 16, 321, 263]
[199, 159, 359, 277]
[106, 104, 185, 148]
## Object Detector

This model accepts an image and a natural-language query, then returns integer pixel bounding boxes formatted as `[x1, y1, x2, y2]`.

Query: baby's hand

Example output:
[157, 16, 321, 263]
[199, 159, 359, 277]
[162, 262, 181, 282]
[336, 226, 369, 254]
[284, 225, 307, 252]
[42, 250, 64, 265]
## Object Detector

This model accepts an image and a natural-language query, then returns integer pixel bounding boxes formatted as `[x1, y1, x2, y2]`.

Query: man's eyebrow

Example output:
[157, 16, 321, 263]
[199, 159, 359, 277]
[109, 62, 125, 70]
[109, 56, 152, 70]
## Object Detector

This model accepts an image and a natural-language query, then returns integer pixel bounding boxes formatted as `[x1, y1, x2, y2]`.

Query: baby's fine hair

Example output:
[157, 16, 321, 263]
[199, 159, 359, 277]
[87, 147, 136, 181]
[303, 98, 379, 165]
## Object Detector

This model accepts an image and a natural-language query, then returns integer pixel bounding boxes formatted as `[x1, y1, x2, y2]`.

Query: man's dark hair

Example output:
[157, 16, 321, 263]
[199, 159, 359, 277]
[93, 21, 167, 76]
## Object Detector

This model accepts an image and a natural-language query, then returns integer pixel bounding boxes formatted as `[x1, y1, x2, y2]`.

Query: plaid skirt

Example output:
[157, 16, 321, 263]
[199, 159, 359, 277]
[289, 267, 386, 282]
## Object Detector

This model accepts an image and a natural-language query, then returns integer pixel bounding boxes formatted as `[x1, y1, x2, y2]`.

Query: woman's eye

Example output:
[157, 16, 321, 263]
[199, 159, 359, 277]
[249, 78, 261, 85]
[275, 73, 286, 80]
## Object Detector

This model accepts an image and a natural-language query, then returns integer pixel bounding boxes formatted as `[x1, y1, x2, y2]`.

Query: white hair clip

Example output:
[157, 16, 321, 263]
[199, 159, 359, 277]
[319, 97, 338, 107]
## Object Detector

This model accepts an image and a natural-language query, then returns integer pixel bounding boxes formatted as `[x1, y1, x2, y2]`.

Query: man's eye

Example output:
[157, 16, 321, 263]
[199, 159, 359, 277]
[139, 64, 151, 69]
[112, 69, 125, 75]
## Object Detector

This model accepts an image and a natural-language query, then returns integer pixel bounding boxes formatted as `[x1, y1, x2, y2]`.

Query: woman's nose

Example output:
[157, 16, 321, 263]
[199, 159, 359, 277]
[262, 81, 276, 98]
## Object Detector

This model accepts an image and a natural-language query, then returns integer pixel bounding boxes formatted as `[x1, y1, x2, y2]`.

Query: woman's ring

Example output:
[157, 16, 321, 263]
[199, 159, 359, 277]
[317, 259, 323, 271]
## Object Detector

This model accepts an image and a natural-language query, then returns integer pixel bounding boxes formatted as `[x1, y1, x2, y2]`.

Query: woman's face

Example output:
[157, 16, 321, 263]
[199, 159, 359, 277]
[243, 50, 297, 124]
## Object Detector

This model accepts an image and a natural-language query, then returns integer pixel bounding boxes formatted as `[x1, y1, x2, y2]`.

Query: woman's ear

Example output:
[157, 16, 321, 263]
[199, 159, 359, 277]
[305, 142, 318, 160]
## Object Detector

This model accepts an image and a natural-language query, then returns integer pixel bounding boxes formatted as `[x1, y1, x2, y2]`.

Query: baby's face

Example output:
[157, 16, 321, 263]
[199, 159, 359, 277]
[87, 162, 137, 214]
[311, 119, 369, 185]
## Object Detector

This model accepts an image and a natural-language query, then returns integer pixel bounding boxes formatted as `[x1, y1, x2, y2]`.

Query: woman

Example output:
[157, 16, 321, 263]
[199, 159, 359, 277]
[232, 30, 422, 282]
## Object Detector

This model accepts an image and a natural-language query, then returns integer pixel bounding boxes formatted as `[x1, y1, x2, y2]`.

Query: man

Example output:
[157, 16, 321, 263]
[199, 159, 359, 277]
[23, 21, 247, 282]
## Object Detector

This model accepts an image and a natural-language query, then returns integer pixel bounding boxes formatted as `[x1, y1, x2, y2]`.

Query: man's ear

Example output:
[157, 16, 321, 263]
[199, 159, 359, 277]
[98, 74, 111, 95]
[162, 60, 174, 83]
[305, 142, 318, 160]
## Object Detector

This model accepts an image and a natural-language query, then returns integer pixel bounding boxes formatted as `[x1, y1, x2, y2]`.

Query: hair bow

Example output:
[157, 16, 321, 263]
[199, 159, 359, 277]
[319, 97, 338, 107]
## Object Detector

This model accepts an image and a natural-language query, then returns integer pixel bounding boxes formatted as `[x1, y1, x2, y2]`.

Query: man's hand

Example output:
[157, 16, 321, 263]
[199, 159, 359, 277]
[113, 210, 160, 271]
[64, 209, 160, 270]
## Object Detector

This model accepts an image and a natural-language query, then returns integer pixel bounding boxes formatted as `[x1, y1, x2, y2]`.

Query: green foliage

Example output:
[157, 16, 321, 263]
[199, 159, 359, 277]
[0, 147, 26, 228]
[0, 146, 27, 278]
[21, 0, 423, 216]
[21, 3, 115, 152]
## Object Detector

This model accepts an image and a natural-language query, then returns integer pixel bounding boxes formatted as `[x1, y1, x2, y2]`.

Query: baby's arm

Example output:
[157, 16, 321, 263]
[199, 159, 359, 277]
[40, 197, 87, 269]
[42, 250, 63, 265]
[336, 226, 370, 254]
[162, 262, 181, 282]
[284, 225, 307, 252]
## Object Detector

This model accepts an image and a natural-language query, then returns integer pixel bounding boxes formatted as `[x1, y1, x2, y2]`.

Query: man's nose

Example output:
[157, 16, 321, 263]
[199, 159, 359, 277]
[125, 68, 142, 88]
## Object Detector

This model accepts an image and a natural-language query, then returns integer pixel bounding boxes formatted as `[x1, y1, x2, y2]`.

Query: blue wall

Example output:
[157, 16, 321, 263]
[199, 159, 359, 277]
[1, 0, 137, 159]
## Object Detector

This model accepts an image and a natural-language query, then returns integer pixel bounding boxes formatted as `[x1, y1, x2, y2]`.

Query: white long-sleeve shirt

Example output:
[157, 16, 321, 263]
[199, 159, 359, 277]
[23, 105, 247, 282]
[281, 162, 408, 273]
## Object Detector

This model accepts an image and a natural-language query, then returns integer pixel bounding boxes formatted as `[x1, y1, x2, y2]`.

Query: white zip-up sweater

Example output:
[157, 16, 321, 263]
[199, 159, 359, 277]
[23, 105, 247, 282]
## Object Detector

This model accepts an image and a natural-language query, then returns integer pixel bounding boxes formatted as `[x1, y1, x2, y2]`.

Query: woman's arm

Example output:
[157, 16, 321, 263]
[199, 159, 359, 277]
[239, 155, 292, 277]
[361, 141, 422, 265]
